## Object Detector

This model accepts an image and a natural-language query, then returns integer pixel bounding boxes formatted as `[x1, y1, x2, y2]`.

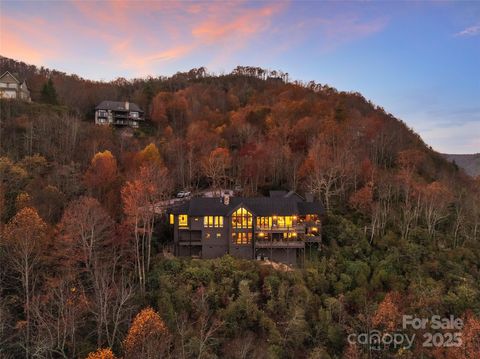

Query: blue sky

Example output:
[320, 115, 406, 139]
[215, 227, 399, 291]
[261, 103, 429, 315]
[0, 1, 479, 153]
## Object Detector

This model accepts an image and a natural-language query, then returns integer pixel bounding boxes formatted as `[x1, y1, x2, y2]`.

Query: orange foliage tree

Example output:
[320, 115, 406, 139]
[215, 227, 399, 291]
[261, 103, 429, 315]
[1, 207, 47, 357]
[58, 197, 131, 346]
[121, 162, 170, 293]
[432, 312, 480, 359]
[371, 292, 402, 331]
[123, 307, 170, 359]
[85, 348, 117, 359]
[135, 143, 163, 169]
[84, 150, 118, 200]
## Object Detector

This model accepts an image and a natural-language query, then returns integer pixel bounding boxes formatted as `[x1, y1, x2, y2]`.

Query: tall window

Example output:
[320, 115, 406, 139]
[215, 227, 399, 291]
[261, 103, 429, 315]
[204, 216, 224, 228]
[169, 214, 174, 225]
[179, 214, 188, 227]
[232, 208, 252, 229]
[274, 216, 294, 228]
[256, 217, 272, 229]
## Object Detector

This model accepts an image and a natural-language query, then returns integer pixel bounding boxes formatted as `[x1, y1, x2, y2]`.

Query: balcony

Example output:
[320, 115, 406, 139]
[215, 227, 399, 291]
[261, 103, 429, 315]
[256, 224, 306, 232]
[305, 235, 322, 243]
[255, 240, 305, 248]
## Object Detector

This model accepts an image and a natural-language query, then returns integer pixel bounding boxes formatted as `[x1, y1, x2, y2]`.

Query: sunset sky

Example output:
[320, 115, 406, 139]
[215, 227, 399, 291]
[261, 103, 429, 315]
[0, 1, 479, 154]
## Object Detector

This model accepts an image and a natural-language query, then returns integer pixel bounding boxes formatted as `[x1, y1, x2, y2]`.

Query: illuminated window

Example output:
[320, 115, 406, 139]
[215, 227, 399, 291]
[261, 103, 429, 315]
[205, 233, 211, 239]
[216, 233, 222, 238]
[204, 216, 224, 228]
[233, 232, 252, 244]
[179, 214, 188, 227]
[277, 216, 285, 228]
[232, 208, 252, 228]
[285, 216, 293, 228]
[256, 217, 272, 229]
[306, 214, 318, 222]
[283, 232, 298, 240]
[169, 214, 174, 225]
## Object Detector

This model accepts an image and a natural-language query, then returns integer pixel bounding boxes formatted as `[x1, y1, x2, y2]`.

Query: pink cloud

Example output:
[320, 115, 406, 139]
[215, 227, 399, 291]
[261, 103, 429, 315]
[0, 1, 386, 78]
[192, 2, 286, 43]
[0, 17, 60, 64]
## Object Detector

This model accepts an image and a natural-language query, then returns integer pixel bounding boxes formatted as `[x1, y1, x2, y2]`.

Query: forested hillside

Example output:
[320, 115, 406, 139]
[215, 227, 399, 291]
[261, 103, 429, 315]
[0, 58, 479, 358]
[443, 153, 480, 177]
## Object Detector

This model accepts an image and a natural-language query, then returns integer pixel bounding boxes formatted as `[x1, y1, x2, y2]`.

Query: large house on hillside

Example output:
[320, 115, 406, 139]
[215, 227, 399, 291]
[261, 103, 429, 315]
[95, 100, 144, 128]
[169, 191, 324, 266]
[0, 71, 31, 101]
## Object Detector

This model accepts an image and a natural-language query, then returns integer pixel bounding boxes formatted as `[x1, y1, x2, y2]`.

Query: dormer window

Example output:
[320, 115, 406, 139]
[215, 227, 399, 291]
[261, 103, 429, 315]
[130, 111, 139, 118]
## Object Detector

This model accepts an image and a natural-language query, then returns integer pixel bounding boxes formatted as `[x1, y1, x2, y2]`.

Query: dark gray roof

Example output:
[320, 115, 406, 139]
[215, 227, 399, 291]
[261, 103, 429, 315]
[96, 100, 143, 112]
[269, 190, 287, 197]
[297, 202, 325, 215]
[171, 196, 325, 216]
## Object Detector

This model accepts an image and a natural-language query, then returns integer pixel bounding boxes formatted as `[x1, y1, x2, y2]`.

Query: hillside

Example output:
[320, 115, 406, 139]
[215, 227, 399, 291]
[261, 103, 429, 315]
[443, 153, 480, 177]
[1, 58, 480, 358]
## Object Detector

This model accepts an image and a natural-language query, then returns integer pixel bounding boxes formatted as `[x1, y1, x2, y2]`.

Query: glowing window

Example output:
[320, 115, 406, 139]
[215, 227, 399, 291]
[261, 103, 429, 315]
[285, 216, 293, 228]
[179, 214, 188, 227]
[277, 216, 285, 228]
[256, 217, 272, 229]
[204, 216, 224, 228]
[232, 208, 252, 229]
[233, 232, 252, 244]
[169, 214, 174, 225]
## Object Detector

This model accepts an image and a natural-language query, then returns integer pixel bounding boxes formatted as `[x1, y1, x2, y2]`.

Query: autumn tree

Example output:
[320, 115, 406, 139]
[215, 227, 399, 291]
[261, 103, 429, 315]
[421, 181, 453, 242]
[58, 197, 132, 347]
[371, 292, 402, 331]
[84, 150, 118, 204]
[396, 149, 425, 240]
[123, 308, 170, 359]
[201, 147, 231, 195]
[131, 142, 163, 170]
[86, 348, 117, 359]
[349, 184, 382, 243]
[1, 207, 47, 358]
[301, 134, 353, 211]
[122, 162, 170, 293]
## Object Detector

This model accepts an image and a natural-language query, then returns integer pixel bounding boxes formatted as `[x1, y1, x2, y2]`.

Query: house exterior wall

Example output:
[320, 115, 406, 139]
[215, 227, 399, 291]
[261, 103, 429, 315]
[0, 89, 16, 99]
[0, 73, 31, 101]
[171, 213, 315, 266]
[95, 109, 142, 128]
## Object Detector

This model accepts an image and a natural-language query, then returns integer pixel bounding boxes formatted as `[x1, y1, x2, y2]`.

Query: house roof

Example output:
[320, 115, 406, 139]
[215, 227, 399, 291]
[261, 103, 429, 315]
[171, 195, 325, 216]
[95, 100, 143, 112]
[0, 71, 25, 84]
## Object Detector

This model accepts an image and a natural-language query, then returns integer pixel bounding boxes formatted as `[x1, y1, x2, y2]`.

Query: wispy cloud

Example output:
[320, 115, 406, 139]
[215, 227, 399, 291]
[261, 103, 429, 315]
[0, 1, 389, 79]
[455, 25, 480, 37]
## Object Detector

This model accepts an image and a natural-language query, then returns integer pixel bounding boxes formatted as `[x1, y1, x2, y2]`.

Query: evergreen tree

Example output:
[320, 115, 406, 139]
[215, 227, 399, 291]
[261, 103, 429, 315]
[41, 78, 58, 105]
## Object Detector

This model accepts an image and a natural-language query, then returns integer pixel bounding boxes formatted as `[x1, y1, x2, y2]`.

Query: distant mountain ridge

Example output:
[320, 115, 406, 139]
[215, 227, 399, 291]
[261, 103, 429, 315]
[443, 153, 480, 177]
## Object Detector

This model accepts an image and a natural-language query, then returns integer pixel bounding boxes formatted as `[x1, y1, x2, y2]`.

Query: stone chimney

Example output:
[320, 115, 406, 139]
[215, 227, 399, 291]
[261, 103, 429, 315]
[223, 194, 230, 205]
[125, 101, 130, 110]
